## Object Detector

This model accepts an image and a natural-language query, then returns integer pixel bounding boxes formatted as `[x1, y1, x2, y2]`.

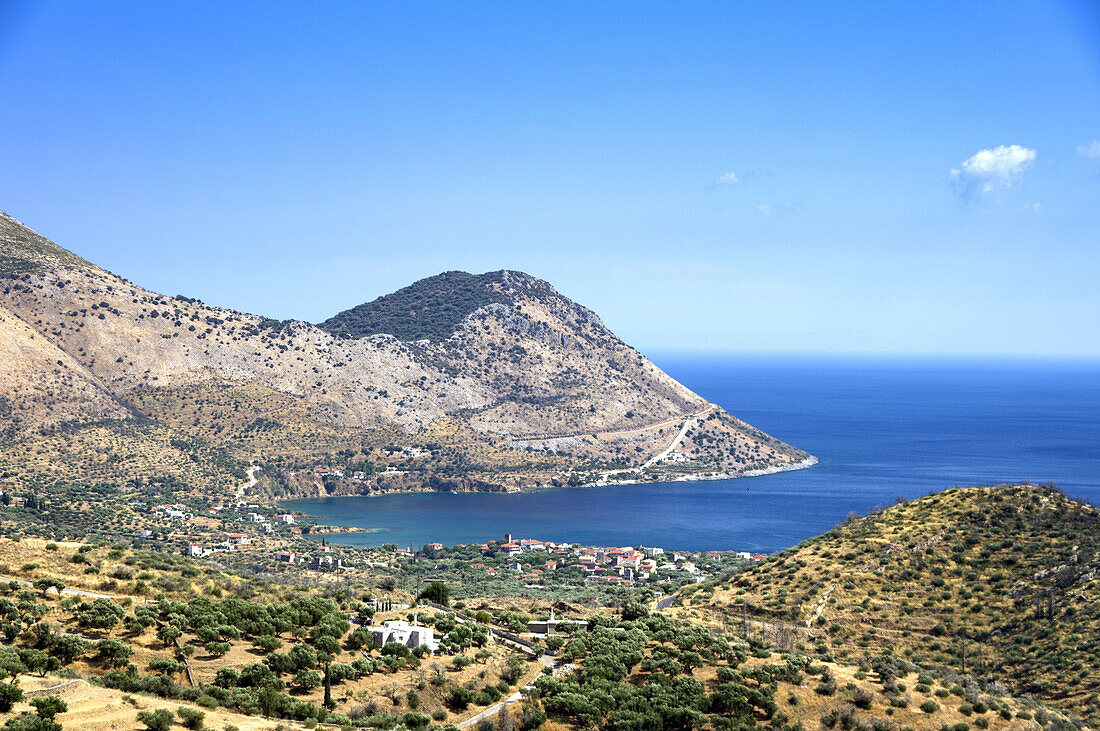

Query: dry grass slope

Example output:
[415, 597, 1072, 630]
[687, 484, 1100, 725]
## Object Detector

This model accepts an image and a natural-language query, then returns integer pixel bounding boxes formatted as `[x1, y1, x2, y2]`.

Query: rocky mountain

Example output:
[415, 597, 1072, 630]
[0, 210, 810, 491]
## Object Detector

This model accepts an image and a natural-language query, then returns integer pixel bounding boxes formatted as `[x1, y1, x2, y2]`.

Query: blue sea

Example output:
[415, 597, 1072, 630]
[283, 355, 1100, 552]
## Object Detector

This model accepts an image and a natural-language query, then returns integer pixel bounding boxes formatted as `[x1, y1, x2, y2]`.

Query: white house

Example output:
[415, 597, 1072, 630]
[368, 620, 438, 652]
[276, 514, 295, 524]
[527, 609, 589, 635]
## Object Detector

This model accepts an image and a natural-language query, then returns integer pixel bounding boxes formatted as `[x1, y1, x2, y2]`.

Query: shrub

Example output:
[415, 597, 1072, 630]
[253, 635, 282, 654]
[0, 683, 25, 712]
[137, 709, 174, 731]
[449, 687, 474, 710]
[177, 707, 206, 730]
[401, 712, 431, 729]
[920, 700, 939, 714]
[30, 697, 67, 719]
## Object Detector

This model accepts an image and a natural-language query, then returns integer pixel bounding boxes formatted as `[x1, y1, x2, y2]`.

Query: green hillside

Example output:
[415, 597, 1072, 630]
[319, 270, 513, 341]
[685, 484, 1100, 725]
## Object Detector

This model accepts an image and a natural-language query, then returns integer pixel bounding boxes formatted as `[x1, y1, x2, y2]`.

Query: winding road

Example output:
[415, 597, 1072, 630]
[236, 463, 259, 501]
[591, 404, 716, 480]
[513, 404, 716, 444]
[652, 593, 679, 611]
[642, 407, 712, 468]
[457, 657, 570, 729]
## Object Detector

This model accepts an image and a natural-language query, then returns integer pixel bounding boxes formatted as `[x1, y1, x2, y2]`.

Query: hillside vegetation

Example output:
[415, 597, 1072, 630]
[0, 213, 90, 274]
[320, 271, 512, 341]
[682, 484, 1100, 726]
[0, 536, 1075, 731]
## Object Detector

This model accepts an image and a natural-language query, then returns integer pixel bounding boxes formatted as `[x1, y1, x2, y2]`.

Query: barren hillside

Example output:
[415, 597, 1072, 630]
[0, 211, 810, 490]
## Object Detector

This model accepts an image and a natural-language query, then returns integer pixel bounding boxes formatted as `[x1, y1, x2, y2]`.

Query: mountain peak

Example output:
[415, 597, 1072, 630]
[319, 269, 556, 342]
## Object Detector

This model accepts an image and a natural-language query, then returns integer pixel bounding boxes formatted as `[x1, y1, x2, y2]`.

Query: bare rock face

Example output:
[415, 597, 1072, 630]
[0, 211, 809, 484]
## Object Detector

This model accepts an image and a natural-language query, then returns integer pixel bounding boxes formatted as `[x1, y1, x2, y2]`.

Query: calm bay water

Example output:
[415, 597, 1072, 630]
[282, 355, 1100, 552]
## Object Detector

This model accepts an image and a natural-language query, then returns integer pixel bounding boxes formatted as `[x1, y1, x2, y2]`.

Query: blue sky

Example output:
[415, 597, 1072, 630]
[1, 1, 1098, 357]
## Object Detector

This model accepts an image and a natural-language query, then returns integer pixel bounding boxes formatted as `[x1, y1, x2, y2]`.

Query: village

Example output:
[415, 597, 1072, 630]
[415, 533, 768, 586]
[116, 491, 767, 603]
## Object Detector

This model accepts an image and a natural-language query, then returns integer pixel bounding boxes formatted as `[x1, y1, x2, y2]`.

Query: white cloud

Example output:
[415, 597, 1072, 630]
[716, 171, 741, 184]
[951, 144, 1036, 196]
[1077, 141, 1100, 158]
[755, 203, 772, 215]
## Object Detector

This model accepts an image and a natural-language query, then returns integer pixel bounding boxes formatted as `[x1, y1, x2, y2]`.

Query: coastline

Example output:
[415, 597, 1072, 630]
[279, 455, 821, 539]
[280, 454, 820, 509]
[282, 453, 825, 552]
[589, 454, 820, 488]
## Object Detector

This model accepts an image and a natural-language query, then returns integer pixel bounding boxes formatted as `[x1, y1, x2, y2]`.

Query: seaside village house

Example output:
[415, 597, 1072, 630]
[368, 615, 439, 653]
[527, 608, 589, 635]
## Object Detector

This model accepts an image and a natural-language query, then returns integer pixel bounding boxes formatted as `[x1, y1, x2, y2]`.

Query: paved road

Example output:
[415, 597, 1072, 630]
[514, 404, 715, 444]
[592, 405, 717, 480]
[642, 408, 712, 469]
[653, 593, 679, 611]
[458, 659, 572, 729]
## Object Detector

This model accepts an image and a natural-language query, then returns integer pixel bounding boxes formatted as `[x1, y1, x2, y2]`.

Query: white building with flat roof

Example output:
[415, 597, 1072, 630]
[369, 620, 438, 652]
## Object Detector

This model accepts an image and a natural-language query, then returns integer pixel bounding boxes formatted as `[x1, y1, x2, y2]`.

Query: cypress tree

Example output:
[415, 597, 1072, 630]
[323, 662, 334, 709]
